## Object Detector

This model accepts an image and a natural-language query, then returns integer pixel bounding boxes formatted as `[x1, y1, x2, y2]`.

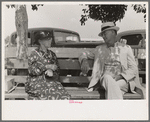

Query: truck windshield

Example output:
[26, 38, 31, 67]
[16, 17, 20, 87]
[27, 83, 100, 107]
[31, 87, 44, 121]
[54, 31, 80, 43]
[120, 34, 144, 45]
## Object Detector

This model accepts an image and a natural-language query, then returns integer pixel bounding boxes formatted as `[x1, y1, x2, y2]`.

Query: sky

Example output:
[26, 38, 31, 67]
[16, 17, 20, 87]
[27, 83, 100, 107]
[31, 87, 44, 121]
[2, 2, 147, 40]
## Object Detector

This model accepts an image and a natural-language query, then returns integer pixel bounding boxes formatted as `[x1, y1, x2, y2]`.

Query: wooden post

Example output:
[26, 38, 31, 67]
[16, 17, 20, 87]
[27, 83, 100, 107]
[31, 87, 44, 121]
[15, 5, 28, 60]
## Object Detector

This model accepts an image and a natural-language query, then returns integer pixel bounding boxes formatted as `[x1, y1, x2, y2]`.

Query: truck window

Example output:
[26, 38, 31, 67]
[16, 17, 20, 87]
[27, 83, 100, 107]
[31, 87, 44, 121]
[10, 32, 31, 47]
[54, 31, 79, 43]
[120, 34, 143, 45]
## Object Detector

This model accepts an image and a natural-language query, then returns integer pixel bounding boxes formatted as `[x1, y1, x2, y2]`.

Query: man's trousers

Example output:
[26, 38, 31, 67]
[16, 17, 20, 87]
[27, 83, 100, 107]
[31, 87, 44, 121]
[100, 74, 129, 99]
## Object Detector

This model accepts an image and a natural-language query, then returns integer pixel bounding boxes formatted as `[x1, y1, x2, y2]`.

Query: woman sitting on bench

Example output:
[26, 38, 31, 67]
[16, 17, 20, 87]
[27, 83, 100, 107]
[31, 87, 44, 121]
[25, 31, 71, 100]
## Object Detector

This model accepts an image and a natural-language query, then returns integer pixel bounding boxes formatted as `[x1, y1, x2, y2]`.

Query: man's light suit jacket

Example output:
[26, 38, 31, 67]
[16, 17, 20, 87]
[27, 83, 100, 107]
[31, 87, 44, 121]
[79, 42, 140, 93]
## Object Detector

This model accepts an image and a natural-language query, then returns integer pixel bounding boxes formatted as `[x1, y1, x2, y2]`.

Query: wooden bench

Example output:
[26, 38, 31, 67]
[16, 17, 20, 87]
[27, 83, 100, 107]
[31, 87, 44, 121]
[5, 47, 145, 100]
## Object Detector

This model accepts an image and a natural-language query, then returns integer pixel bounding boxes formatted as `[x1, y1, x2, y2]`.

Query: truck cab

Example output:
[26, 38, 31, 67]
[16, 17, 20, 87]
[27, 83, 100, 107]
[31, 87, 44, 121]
[9, 27, 81, 47]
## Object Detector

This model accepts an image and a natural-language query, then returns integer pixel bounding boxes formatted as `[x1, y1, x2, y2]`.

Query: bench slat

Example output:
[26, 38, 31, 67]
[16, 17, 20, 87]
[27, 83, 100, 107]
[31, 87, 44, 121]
[5, 87, 142, 99]
[6, 76, 91, 83]
[5, 87, 100, 99]
[6, 59, 93, 69]
[123, 93, 142, 99]
[5, 47, 93, 58]
[5, 47, 144, 59]
[6, 59, 145, 75]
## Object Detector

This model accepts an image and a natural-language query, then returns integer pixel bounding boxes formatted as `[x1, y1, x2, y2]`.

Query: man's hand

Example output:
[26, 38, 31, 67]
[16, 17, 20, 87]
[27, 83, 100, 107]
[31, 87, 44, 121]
[45, 69, 53, 77]
[115, 74, 124, 81]
[45, 64, 57, 71]
[81, 59, 90, 75]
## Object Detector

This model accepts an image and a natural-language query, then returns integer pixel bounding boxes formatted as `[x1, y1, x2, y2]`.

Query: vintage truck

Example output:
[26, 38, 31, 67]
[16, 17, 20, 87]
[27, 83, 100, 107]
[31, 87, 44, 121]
[7, 27, 102, 48]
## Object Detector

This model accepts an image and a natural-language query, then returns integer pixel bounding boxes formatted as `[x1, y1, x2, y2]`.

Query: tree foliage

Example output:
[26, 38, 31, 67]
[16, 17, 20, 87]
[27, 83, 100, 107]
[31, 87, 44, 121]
[6, 4, 44, 11]
[80, 5, 128, 25]
[132, 4, 146, 22]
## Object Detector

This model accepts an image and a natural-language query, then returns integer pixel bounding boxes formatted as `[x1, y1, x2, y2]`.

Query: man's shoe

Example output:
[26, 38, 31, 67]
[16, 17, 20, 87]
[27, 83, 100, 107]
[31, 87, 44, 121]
[86, 88, 94, 92]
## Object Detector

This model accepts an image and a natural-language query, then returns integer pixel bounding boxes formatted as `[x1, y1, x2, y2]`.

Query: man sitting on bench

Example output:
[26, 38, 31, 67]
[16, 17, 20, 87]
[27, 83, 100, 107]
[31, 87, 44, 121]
[79, 22, 139, 100]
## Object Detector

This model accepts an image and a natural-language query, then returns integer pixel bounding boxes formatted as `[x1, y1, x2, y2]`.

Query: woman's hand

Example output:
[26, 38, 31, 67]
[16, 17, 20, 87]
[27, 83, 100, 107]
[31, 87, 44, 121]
[45, 69, 53, 77]
[45, 64, 57, 71]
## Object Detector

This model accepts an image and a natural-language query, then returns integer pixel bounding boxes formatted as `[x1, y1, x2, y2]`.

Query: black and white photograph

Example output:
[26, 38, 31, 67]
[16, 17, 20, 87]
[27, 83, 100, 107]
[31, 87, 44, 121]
[2, 1, 148, 120]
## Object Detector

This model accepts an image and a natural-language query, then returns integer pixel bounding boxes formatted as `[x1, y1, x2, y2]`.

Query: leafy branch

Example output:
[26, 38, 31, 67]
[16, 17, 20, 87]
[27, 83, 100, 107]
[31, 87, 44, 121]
[80, 5, 128, 25]
[6, 4, 44, 11]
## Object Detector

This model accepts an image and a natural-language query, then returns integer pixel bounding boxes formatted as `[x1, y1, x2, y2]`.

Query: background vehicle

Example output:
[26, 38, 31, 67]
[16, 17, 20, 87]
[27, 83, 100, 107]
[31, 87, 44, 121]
[7, 27, 104, 48]
[9, 27, 80, 47]
[116, 29, 146, 47]
[7, 28, 146, 48]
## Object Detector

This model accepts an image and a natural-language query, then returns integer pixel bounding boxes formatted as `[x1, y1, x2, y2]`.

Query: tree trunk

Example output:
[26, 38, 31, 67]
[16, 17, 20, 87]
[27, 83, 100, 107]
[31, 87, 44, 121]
[15, 5, 28, 60]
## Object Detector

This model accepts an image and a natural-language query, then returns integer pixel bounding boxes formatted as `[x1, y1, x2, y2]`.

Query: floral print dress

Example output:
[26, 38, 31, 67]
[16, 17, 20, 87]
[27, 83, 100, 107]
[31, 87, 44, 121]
[25, 48, 71, 100]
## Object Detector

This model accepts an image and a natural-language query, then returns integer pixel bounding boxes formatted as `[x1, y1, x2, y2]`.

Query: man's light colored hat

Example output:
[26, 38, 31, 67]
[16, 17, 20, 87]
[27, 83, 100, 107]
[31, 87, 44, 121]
[98, 22, 120, 36]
